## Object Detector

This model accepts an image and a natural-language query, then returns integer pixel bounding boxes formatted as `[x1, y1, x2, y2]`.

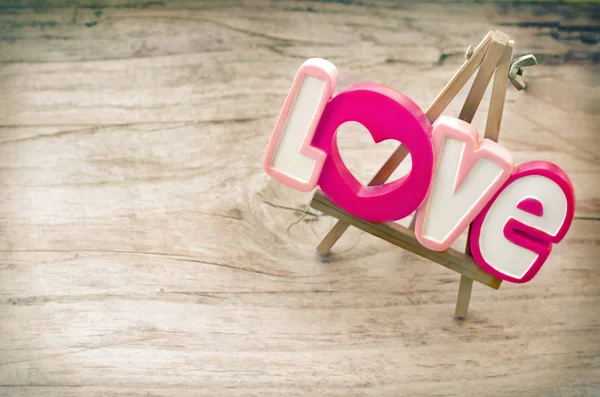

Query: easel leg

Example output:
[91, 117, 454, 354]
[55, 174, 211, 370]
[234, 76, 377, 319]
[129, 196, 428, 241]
[317, 221, 349, 254]
[455, 276, 473, 319]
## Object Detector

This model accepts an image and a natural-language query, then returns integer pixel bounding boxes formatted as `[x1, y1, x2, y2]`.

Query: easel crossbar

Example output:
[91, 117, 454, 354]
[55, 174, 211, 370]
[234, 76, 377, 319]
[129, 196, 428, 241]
[311, 191, 502, 290]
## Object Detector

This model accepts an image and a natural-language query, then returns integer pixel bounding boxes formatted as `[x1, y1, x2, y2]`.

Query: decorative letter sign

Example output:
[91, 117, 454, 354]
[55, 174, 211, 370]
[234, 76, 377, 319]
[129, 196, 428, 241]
[469, 161, 575, 283]
[263, 58, 575, 283]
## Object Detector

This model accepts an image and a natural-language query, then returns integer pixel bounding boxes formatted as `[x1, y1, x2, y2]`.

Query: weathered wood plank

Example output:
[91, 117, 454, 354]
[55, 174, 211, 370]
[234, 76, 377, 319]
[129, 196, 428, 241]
[310, 191, 502, 289]
[0, 1, 599, 396]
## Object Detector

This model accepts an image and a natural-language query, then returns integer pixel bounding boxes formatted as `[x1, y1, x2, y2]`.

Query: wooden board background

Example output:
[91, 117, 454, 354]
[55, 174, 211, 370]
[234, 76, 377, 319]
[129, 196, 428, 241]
[0, 1, 598, 396]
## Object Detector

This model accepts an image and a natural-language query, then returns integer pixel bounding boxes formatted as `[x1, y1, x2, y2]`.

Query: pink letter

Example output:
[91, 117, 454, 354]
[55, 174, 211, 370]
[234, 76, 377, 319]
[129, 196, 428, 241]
[311, 83, 434, 222]
[414, 117, 514, 251]
[469, 161, 575, 283]
[263, 58, 338, 192]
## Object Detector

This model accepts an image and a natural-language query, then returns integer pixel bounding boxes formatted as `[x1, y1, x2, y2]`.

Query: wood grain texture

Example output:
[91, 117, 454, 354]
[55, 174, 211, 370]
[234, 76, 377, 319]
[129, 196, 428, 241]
[0, 1, 599, 396]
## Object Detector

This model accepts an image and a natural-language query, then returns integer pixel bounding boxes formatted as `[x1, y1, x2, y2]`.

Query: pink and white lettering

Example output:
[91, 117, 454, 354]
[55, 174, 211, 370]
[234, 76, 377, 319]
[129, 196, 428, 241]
[263, 59, 434, 222]
[469, 162, 575, 283]
[263, 58, 576, 283]
[414, 116, 514, 251]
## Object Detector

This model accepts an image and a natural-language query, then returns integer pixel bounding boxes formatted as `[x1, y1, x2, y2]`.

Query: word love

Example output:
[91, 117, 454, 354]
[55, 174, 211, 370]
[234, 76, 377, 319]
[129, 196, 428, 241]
[263, 58, 575, 284]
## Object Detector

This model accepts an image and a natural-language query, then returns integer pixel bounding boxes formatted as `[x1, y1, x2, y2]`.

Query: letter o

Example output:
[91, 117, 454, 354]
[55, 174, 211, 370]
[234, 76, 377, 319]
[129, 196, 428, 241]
[311, 84, 435, 222]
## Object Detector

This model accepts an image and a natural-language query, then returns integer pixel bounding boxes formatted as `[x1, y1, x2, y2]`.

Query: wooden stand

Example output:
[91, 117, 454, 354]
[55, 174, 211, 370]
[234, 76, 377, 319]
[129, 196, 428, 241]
[311, 31, 515, 319]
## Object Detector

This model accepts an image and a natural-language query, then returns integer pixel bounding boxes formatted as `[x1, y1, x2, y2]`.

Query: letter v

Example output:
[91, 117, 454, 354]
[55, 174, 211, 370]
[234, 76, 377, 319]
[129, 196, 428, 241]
[414, 116, 514, 251]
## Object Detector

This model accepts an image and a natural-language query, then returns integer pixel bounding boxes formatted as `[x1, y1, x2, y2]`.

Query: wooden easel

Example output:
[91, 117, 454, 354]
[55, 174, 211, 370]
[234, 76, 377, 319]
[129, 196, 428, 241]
[310, 31, 516, 319]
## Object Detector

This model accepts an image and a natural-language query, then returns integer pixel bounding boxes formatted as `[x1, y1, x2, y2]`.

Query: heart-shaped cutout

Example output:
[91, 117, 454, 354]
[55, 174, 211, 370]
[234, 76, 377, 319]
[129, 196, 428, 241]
[336, 121, 412, 186]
